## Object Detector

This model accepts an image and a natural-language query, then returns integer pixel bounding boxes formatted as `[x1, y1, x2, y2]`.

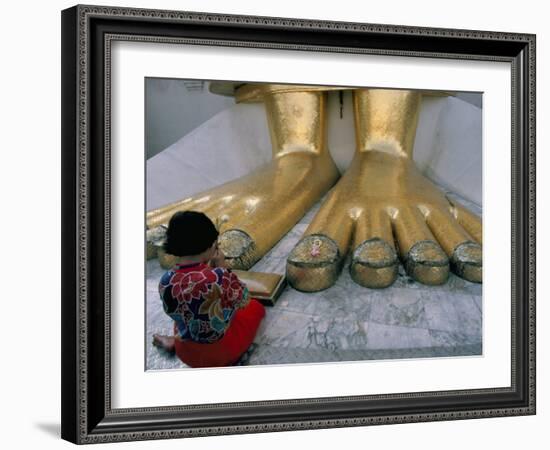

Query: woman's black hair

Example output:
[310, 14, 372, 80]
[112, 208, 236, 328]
[163, 211, 219, 257]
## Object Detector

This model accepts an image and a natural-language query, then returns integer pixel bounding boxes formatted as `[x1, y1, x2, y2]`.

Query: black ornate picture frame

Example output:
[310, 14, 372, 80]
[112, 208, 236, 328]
[61, 4, 536, 444]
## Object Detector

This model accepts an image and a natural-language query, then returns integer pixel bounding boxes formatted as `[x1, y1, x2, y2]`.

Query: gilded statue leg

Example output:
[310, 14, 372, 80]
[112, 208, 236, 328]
[287, 89, 482, 291]
[147, 86, 340, 269]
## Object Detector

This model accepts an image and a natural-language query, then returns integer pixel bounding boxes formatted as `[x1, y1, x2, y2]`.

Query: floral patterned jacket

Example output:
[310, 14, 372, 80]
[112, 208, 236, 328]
[158, 262, 250, 343]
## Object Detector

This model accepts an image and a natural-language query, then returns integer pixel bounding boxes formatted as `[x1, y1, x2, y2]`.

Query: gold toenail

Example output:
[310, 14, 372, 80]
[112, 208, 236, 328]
[146, 226, 167, 260]
[405, 240, 449, 285]
[451, 241, 482, 283]
[218, 229, 256, 269]
[350, 238, 398, 288]
[287, 235, 341, 292]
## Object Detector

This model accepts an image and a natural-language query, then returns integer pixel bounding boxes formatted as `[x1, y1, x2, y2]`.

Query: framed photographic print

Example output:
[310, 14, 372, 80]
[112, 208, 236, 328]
[61, 4, 536, 444]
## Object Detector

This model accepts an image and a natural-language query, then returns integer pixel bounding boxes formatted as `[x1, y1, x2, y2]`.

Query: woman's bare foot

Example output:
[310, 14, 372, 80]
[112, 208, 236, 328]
[152, 334, 176, 353]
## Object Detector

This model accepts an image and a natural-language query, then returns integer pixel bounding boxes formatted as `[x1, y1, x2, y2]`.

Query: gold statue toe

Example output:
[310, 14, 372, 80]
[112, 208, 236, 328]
[286, 235, 341, 292]
[451, 241, 482, 283]
[405, 240, 449, 285]
[350, 238, 398, 288]
[450, 201, 483, 245]
[218, 229, 256, 269]
[146, 225, 167, 260]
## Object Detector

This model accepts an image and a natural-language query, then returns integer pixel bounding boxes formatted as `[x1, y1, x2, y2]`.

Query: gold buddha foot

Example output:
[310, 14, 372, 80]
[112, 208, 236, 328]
[287, 89, 482, 291]
[147, 86, 340, 269]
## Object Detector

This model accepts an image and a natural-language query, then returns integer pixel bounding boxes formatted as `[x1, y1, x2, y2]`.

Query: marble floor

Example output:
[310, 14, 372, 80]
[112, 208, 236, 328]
[146, 191, 482, 370]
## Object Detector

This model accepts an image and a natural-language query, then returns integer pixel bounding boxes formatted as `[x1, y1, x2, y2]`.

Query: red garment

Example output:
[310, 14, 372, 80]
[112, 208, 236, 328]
[174, 298, 265, 368]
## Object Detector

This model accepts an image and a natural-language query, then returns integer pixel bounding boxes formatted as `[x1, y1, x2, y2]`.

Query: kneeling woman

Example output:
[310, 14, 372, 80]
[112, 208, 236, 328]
[153, 211, 265, 367]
